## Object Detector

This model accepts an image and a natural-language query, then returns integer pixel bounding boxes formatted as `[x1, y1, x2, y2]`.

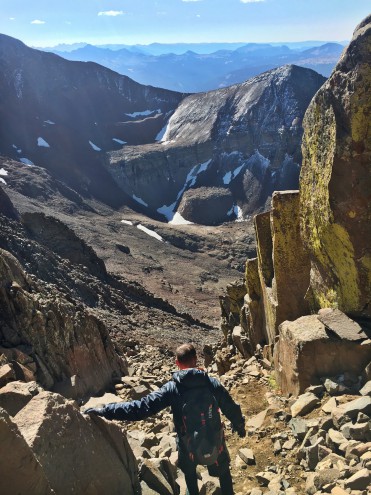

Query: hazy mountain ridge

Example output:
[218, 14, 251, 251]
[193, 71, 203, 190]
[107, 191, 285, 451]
[48, 40, 344, 92]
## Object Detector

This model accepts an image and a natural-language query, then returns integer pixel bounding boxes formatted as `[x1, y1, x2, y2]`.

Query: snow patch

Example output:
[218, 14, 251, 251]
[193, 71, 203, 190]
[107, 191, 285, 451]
[157, 202, 177, 221]
[155, 125, 168, 142]
[137, 224, 163, 242]
[121, 219, 133, 225]
[89, 141, 101, 151]
[0, 178, 6, 185]
[132, 194, 148, 207]
[19, 158, 34, 166]
[37, 137, 50, 148]
[112, 138, 127, 145]
[12, 144, 22, 153]
[125, 109, 161, 118]
[169, 213, 193, 225]
[235, 205, 244, 222]
[0, 168, 9, 176]
[44, 120, 55, 125]
[223, 163, 245, 185]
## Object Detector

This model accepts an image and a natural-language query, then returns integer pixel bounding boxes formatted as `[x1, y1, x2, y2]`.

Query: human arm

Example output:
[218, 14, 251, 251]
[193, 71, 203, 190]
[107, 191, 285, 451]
[84, 383, 173, 421]
[210, 378, 246, 437]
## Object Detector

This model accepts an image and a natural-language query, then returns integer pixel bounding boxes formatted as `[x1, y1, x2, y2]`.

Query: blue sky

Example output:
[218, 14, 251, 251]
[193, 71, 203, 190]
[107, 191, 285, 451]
[0, 0, 369, 47]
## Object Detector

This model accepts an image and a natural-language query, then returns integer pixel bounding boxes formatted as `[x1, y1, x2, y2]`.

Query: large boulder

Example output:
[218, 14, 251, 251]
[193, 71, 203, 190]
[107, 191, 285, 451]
[14, 391, 139, 495]
[0, 380, 40, 416]
[274, 312, 371, 396]
[300, 15, 371, 316]
[0, 407, 54, 494]
[176, 187, 234, 225]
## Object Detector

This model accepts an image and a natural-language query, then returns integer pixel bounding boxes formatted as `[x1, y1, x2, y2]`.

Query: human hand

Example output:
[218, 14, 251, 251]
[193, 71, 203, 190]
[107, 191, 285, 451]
[232, 423, 246, 438]
[83, 407, 105, 416]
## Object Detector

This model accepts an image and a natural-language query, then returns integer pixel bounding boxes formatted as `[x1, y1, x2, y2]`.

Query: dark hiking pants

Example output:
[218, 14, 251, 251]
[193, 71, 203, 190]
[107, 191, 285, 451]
[179, 447, 234, 495]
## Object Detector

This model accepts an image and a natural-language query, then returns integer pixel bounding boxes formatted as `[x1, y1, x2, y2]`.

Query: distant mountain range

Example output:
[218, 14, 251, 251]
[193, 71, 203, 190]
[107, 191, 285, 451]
[44, 41, 345, 92]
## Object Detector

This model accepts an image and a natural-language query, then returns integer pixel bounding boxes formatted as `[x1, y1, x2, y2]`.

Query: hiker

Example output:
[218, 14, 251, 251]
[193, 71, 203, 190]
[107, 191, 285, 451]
[84, 343, 246, 495]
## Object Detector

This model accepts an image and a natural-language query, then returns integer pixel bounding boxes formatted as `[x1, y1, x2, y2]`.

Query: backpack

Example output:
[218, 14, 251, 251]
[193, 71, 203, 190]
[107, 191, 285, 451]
[179, 384, 224, 466]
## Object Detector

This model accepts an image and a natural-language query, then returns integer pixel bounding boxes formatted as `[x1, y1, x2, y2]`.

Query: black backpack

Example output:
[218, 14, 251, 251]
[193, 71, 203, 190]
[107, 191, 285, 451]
[179, 384, 224, 466]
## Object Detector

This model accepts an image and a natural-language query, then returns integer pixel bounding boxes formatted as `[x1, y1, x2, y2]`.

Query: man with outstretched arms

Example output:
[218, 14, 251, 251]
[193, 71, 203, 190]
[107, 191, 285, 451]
[85, 343, 246, 495]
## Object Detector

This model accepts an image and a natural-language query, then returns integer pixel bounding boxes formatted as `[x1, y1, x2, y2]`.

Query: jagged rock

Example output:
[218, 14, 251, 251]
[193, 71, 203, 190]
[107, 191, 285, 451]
[341, 421, 371, 442]
[300, 15, 371, 317]
[232, 326, 250, 358]
[289, 417, 309, 440]
[199, 472, 221, 495]
[343, 396, 371, 419]
[322, 377, 349, 396]
[0, 380, 39, 416]
[291, 393, 320, 417]
[14, 391, 139, 495]
[140, 459, 174, 495]
[322, 397, 338, 414]
[130, 385, 151, 400]
[360, 380, 371, 396]
[0, 407, 54, 495]
[306, 469, 341, 495]
[344, 468, 371, 490]
[274, 313, 371, 396]
[0, 363, 15, 387]
[331, 404, 350, 429]
[238, 448, 256, 465]
[246, 409, 268, 429]
[220, 280, 246, 342]
[0, 185, 18, 220]
[0, 248, 126, 398]
[327, 429, 347, 450]
[177, 187, 234, 225]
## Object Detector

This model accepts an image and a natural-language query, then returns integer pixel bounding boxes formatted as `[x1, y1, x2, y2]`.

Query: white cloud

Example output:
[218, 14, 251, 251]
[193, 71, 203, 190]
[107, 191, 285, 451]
[9, 17, 15, 21]
[98, 10, 124, 16]
[240, 0, 265, 2]
[181, 0, 202, 2]
[31, 19, 45, 24]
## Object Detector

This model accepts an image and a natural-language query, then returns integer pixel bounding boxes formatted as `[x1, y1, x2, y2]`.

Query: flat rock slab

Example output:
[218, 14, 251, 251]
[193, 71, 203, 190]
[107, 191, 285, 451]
[83, 392, 122, 409]
[246, 409, 268, 429]
[318, 309, 368, 340]
[291, 393, 320, 418]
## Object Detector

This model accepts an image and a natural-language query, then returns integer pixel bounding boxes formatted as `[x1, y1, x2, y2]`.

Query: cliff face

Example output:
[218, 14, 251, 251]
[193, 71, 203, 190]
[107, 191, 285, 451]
[300, 15, 371, 317]
[106, 65, 325, 223]
[0, 34, 184, 205]
[0, 246, 127, 398]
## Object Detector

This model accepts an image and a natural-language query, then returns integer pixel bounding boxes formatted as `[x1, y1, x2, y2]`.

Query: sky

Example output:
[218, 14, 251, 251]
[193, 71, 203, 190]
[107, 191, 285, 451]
[0, 0, 369, 47]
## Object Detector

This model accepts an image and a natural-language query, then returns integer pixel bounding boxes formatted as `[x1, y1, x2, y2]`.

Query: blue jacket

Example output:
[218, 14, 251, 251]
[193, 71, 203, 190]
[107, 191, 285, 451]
[98, 368, 244, 435]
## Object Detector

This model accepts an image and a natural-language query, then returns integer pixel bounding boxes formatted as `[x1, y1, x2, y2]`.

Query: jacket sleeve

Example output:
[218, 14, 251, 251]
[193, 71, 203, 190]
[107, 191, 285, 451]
[97, 382, 174, 421]
[210, 377, 245, 428]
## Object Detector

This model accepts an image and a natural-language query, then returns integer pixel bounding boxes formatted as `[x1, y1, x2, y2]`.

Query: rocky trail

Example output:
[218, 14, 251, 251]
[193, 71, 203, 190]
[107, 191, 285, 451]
[81, 344, 371, 495]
